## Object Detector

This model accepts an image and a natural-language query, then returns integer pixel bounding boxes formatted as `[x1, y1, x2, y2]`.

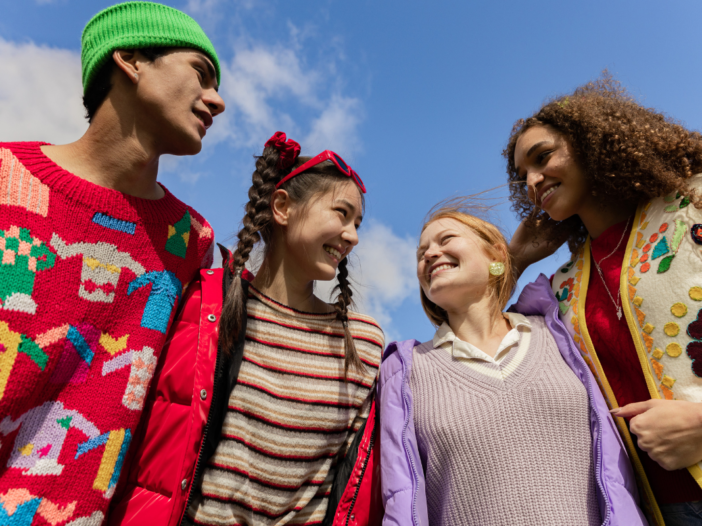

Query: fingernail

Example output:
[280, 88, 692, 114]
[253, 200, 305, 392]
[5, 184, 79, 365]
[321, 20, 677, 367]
[609, 408, 620, 413]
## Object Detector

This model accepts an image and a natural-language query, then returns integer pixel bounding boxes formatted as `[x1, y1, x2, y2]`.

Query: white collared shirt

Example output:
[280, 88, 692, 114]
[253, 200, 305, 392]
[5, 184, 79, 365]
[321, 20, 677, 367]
[432, 313, 532, 365]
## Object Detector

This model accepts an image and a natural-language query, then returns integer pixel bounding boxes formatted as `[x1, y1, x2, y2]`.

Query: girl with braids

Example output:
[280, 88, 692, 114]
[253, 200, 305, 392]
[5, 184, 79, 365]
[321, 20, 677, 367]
[506, 73, 702, 526]
[378, 198, 645, 526]
[109, 132, 384, 526]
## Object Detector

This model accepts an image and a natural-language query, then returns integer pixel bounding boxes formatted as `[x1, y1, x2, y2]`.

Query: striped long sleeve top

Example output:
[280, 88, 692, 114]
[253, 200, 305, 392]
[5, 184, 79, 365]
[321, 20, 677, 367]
[187, 286, 384, 526]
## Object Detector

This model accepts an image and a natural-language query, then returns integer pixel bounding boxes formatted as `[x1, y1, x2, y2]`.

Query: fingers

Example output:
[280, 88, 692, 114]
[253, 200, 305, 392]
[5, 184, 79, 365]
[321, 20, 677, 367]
[610, 400, 656, 419]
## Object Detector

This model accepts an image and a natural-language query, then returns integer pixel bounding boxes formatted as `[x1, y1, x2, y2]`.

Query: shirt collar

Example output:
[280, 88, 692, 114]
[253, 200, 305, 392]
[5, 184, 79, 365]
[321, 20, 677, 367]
[432, 313, 531, 363]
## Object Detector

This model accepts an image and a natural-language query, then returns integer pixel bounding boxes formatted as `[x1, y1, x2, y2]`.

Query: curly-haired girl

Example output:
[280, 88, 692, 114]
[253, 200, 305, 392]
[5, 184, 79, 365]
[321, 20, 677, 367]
[109, 132, 384, 526]
[506, 73, 702, 526]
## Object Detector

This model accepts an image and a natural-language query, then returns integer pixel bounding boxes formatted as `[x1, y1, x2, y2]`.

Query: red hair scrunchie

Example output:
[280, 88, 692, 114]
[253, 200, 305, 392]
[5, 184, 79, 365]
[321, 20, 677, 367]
[264, 131, 301, 170]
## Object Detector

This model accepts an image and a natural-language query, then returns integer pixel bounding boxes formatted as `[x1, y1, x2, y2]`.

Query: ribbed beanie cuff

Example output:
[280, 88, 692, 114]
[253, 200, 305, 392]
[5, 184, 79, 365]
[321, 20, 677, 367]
[81, 1, 220, 92]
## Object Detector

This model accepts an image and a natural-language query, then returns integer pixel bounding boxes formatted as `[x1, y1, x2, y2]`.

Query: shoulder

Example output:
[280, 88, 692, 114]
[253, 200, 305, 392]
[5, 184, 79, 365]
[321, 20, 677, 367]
[346, 311, 385, 365]
[0, 142, 49, 171]
[185, 205, 214, 241]
[0, 141, 45, 152]
[347, 311, 384, 345]
[159, 185, 215, 268]
[687, 173, 702, 192]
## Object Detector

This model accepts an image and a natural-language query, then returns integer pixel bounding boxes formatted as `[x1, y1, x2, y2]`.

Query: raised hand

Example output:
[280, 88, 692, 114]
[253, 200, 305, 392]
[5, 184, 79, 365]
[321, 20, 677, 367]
[509, 216, 569, 278]
[613, 399, 702, 471]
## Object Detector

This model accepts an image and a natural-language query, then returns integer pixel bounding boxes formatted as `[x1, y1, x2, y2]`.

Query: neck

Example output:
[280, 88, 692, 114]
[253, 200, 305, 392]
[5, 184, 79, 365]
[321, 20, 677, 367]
[578, 197, 638, 239]
[253, 257, 332, 314]
[40, 100, 164, 200]
[445, 295, 511, 358]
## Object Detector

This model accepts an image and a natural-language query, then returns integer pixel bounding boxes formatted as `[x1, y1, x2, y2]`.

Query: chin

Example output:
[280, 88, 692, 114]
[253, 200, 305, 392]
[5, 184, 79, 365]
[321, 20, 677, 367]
[165, 132, 203, 156]
[314, 265, 338, 283]
[545, 208, 571, 222]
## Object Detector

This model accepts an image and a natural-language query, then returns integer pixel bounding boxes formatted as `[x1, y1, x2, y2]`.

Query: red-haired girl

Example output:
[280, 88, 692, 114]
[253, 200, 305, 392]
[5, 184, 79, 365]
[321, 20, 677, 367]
[379, 200, 645, 525]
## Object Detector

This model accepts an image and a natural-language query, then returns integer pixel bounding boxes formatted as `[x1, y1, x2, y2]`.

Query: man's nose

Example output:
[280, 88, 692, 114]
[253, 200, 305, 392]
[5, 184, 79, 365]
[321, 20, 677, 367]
[205, 88, 226, 117]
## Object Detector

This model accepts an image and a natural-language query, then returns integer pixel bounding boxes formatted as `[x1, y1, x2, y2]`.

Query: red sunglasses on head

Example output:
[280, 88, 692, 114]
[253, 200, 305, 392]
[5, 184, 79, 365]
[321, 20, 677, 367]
[275, 150, 366, 193]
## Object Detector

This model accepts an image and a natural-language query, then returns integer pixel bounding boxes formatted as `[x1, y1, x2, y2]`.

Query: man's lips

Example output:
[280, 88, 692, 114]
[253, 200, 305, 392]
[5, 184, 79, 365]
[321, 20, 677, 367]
[194, 110, 213, 130]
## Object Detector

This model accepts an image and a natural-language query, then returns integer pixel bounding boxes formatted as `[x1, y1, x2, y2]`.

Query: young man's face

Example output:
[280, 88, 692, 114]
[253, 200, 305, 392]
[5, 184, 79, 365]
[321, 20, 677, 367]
[132, 48, 225, 156]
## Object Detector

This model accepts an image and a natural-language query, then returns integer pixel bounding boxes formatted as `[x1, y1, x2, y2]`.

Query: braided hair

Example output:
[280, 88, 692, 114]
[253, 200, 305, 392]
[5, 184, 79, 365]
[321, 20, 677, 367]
[219, 144, 365, 377]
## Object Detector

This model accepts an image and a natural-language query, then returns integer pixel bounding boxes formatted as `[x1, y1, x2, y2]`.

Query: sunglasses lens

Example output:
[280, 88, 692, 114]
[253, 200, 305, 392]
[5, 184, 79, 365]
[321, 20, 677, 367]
[352, 171, 366, 192]
[332, 153, 349, 173]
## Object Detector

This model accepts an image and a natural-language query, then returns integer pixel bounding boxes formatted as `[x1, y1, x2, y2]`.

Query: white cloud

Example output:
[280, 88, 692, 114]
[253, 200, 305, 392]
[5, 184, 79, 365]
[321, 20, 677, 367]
[187, 0, 259, 15]
[186, 0, 221, 12]
[303, 95, 363, 157]
[219, 45, 316, 145]
[214, 43, 363, 156]
[0, 38, 87, 144]
[316, 221, 418, 341]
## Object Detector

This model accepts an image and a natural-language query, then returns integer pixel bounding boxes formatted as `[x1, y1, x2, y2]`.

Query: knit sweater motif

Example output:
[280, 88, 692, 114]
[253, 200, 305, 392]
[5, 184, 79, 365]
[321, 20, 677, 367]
[188, 286, 384, 526]
[0, 142, 214, 526]
[410, 316, 600, 526]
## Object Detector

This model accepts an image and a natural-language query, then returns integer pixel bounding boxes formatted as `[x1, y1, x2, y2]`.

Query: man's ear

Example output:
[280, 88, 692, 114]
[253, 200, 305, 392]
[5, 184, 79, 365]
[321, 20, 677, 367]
[112, 49, 139, 85]
[271, 189, 292, 227]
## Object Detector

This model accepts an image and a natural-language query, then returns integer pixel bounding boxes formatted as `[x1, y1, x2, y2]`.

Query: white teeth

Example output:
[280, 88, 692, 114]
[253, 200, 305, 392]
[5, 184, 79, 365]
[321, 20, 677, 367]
[324, 246, 342, 259]
[541, 184, 559, 201]
[430, 264, 455, 277]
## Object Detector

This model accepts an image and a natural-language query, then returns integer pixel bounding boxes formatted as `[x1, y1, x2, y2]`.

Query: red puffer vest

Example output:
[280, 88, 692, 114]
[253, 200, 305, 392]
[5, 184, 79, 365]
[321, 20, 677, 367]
[108, 267, 383, 526]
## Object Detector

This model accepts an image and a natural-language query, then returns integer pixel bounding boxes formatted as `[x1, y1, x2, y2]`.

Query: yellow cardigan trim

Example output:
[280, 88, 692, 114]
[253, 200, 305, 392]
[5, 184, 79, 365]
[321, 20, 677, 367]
[578, 236, 665, 526]
[620, 205, 662, 399]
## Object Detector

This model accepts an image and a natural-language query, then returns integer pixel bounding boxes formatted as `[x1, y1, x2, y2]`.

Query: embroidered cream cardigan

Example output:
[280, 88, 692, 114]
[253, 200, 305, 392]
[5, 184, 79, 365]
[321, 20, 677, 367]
[553, 175, 702, 525]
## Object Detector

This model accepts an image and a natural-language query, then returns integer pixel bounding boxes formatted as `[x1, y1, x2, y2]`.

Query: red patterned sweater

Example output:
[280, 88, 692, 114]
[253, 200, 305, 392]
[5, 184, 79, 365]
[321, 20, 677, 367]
[0, 142, 214, 526]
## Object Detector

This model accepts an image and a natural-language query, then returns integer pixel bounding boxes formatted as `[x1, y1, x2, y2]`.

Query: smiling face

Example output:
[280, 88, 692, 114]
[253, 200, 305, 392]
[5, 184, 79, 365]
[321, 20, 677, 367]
[417, 218, 498, 314]
[513, 125, 594, 222]
[131, 48, 225, 155]
[282, 179, 363, 282]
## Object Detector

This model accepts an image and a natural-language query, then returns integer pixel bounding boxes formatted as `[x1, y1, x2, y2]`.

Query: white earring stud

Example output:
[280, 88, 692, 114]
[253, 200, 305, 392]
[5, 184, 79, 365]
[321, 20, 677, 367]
[489, 262, 505, 276]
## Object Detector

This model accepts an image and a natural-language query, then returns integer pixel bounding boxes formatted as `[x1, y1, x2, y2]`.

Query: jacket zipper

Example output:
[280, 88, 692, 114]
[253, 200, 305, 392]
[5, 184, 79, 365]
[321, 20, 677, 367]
[344, 414, 376, 526]
[400, 346, 421, 526]
[551, 310, 611, 526]
[179, 337, 224, 525]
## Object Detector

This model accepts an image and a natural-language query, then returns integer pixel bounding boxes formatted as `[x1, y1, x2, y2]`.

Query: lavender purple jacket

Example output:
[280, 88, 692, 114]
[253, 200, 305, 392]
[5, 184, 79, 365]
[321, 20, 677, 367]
[377, 274, 648, 526]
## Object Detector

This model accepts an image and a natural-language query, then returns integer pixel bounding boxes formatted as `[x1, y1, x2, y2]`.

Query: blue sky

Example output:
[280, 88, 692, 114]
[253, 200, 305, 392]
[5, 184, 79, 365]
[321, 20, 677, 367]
[2, 0, 702, 342]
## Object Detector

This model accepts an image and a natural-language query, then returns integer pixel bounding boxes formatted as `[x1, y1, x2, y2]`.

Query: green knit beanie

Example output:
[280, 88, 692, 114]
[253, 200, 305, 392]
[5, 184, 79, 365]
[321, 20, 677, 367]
[81, 1, 221, 93]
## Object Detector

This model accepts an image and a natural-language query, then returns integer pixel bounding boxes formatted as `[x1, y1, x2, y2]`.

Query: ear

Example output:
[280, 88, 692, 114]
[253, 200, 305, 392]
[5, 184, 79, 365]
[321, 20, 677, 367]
[112, 49, 140, 85]
[270, 189, 292, 227]
[493, 242, 508, 262]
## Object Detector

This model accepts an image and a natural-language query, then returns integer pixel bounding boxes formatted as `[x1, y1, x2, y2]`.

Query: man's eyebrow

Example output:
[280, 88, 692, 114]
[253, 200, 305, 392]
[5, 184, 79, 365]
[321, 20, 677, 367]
[197, 53, 219, 91]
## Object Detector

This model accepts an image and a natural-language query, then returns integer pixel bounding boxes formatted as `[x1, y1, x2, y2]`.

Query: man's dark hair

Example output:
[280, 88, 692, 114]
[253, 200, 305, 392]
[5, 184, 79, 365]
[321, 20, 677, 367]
[82, 48, 169, 123]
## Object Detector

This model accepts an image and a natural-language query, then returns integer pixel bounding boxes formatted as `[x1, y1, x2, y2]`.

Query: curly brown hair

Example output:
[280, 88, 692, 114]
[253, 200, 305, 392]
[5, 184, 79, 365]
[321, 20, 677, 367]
[503, 72, 702, 254]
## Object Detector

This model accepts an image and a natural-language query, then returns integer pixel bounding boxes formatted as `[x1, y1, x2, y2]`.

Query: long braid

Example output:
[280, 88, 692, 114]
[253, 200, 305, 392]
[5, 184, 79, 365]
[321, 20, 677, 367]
[332, 258, 364, 377]
[219, 148, 280, 354]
